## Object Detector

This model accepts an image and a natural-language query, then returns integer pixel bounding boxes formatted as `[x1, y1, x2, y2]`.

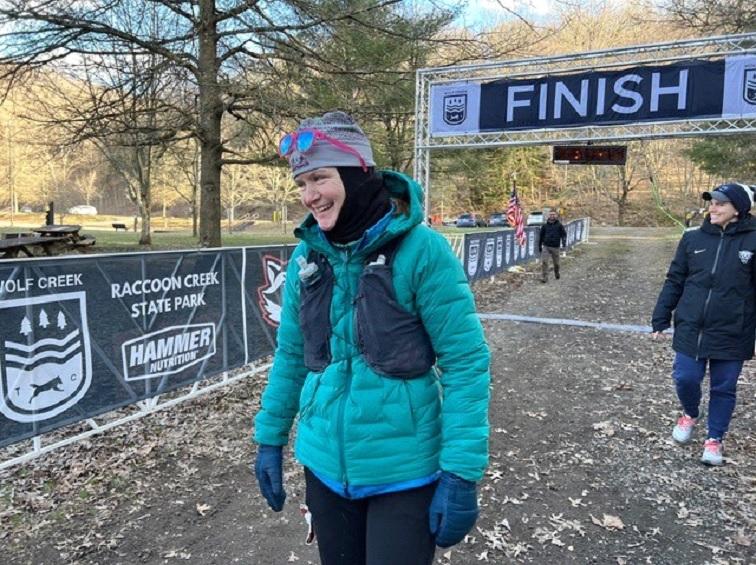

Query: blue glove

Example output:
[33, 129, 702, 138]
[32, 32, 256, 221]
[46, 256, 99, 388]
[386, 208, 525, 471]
[429, 472, 479, 548]
[254, 445, 286, 512]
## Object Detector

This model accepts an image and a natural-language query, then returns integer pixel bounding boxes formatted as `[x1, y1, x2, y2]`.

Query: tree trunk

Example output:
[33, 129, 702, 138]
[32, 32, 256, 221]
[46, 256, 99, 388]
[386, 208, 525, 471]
[192, 201, 198, 237]
[617, 198, 627, 226]
[197, 0, 223, 248]
[133, 145, 153, 246]
[617, 167, 630, 227]
[192, 145, 199, 238]
[138, 184, 152, 245]
[227, 201, 235, 234]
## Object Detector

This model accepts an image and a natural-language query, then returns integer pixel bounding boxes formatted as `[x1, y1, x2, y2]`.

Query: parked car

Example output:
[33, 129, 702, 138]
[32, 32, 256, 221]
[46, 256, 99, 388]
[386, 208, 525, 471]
[67, 205, 98, 215]
[456, 213, 487, 228]
[526, 211, 544, 225]
[20, 205, 33, 213]
[488, 212, 509, 227]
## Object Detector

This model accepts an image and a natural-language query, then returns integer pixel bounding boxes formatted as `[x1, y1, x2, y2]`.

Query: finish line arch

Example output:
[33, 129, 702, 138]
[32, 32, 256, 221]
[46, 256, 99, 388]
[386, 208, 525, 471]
[413, 33, 756, 217]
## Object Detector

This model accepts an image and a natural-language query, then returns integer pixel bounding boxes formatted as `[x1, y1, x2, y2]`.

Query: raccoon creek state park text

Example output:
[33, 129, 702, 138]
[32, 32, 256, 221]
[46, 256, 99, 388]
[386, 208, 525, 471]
[110, 272, 220, 298]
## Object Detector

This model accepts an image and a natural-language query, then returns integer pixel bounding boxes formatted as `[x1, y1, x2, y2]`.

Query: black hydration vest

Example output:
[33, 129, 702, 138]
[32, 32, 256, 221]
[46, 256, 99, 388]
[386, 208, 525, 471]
[298, 234, 436, 378]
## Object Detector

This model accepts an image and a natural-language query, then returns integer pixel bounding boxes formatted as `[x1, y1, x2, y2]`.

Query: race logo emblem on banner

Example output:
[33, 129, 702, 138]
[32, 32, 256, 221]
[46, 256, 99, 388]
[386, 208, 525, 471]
[505, 235, 512, 264]
[528, 232, 535, 257]
[0, 292, 92, 423]
[744, 67, 756, 104]
[443, 94, 467, 125]
[467, 239, 480, 277]
[257, 255, 287, 327]
[483, 238, 495, 272]
[495, 236, 503, 268]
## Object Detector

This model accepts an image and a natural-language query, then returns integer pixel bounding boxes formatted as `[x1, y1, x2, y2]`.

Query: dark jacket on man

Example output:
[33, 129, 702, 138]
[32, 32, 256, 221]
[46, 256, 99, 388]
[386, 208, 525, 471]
[652, 215, 756, 360]
[539, 219, 567, 252]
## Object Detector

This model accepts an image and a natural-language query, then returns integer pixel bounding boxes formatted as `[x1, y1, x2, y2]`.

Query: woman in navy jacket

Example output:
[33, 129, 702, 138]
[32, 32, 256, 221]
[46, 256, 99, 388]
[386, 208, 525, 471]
[652, 183, 755, 466]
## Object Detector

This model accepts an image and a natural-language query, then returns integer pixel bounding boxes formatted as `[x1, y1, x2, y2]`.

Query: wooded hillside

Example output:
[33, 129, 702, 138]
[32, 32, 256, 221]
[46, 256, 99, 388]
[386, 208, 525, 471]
[1, 0, 753, 240]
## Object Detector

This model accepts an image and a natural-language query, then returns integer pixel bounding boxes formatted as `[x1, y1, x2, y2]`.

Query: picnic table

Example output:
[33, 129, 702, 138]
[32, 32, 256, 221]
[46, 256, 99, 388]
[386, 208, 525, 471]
[33, 224, 82, 240]
[0, 236, 66, 258]
[33, 224, 96, 249]
[0, 225, 96, 259]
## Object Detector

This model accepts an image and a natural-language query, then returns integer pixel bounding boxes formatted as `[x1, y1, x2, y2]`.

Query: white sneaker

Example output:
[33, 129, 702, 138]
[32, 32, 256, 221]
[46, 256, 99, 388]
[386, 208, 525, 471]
[701, 439, 724, 466]
[672, 414, 697, 444]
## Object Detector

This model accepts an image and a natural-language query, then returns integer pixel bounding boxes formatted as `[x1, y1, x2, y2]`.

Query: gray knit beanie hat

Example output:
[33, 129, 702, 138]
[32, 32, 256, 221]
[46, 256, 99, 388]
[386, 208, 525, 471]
[285, 111, 375, 177]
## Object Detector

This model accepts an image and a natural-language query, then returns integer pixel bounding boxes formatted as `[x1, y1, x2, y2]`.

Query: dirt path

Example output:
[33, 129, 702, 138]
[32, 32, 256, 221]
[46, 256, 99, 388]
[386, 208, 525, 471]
[2, 227, 754, 564]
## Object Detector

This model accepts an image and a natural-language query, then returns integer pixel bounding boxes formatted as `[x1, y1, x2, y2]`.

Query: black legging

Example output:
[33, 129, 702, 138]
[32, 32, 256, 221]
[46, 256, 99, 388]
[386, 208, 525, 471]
[304, 468, 437, 565]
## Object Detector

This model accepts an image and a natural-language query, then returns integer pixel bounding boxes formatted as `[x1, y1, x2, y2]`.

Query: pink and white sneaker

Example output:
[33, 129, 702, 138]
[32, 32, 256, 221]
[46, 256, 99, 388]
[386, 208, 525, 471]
[671, 414, 697, 444]
[701, 439, 724, 466]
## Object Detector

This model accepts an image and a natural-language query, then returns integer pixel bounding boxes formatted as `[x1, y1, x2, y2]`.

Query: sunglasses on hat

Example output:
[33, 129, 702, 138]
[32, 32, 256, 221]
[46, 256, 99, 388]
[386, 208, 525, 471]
[278, 128, 367, 172]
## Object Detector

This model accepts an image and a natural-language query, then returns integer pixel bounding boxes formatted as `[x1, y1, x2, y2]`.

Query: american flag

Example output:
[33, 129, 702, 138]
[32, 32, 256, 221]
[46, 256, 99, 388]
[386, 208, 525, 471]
[506, 186, 527, 247]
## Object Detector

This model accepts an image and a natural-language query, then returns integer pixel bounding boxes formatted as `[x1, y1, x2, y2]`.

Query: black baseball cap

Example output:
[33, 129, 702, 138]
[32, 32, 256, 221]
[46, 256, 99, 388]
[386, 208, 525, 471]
[702, 183, 752, 217]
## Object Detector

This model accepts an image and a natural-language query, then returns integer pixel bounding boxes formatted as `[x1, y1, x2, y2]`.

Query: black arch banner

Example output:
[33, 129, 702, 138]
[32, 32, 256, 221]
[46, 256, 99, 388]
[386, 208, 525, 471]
[430, 56, 756, 135]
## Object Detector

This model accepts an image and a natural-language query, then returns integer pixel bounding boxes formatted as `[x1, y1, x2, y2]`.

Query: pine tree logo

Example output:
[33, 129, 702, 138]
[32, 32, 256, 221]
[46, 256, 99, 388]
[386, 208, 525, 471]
[0, 292, 92, 423]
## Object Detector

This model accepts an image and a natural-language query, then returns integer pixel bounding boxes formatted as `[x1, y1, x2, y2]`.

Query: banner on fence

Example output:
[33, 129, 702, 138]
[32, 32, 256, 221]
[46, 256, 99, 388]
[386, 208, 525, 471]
[430, 56, 756, 136]
[0, 246, 294, 448]
[0, 219, 587, 448]
[463, 219, 588, 283]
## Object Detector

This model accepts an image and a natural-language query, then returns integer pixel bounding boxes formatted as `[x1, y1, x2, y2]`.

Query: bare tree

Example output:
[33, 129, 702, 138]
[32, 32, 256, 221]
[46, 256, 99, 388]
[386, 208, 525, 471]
[259, 165, 300, 233]
[664, 0, 756, 34]
[163, 141, 201, 237]
[1, 0, 445, 247]
[221, 162, 255, 233]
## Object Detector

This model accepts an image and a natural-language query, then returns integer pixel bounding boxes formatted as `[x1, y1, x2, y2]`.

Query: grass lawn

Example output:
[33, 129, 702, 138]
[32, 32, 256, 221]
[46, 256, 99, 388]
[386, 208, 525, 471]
[0, 212, 478, 253]
[86, 227, 299, 252]
[1, 212, 629, 254]
[0, 213, 299, 252]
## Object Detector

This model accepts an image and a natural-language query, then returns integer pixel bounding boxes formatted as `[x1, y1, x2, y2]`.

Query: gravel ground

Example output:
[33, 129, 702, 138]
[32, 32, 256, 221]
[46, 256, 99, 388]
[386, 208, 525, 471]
[1, 226, 753, 565]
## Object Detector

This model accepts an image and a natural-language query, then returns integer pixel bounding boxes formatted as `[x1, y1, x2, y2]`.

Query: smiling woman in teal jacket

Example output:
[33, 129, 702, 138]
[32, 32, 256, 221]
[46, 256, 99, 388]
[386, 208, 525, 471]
[253, 111, 490, 565]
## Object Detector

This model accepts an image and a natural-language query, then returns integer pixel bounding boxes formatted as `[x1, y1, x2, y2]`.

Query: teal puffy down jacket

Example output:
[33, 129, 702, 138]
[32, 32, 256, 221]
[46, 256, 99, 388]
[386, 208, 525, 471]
[254, 171, 490, 485]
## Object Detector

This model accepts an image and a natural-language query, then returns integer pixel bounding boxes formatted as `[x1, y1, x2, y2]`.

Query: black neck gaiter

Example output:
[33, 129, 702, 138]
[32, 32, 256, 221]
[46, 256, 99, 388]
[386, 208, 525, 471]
[325, 167, 391, 245]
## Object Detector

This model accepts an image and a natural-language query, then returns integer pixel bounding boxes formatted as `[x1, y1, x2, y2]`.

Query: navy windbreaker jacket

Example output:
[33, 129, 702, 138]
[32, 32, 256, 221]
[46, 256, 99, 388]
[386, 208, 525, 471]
[652, 215, 756, 360]
[539, 220, 567, 251]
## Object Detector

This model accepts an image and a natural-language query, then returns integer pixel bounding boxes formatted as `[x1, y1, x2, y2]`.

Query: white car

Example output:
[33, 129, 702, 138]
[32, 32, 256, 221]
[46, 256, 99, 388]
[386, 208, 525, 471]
[68, 205, 98, 215]
[526, 211, 544, 225]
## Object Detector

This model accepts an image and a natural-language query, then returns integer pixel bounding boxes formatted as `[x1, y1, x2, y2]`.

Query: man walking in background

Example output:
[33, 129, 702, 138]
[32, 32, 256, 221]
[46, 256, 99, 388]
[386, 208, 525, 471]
[539, 209, 567, 283]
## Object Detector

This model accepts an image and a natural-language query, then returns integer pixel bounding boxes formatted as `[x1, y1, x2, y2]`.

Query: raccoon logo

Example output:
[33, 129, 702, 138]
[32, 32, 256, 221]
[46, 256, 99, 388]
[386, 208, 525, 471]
[257, 255, 287, 327]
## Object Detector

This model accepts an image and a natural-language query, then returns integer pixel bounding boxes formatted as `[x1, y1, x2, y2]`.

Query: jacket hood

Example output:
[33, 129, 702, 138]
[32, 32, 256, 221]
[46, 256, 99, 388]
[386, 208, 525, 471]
[295, 170, 424, 258]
